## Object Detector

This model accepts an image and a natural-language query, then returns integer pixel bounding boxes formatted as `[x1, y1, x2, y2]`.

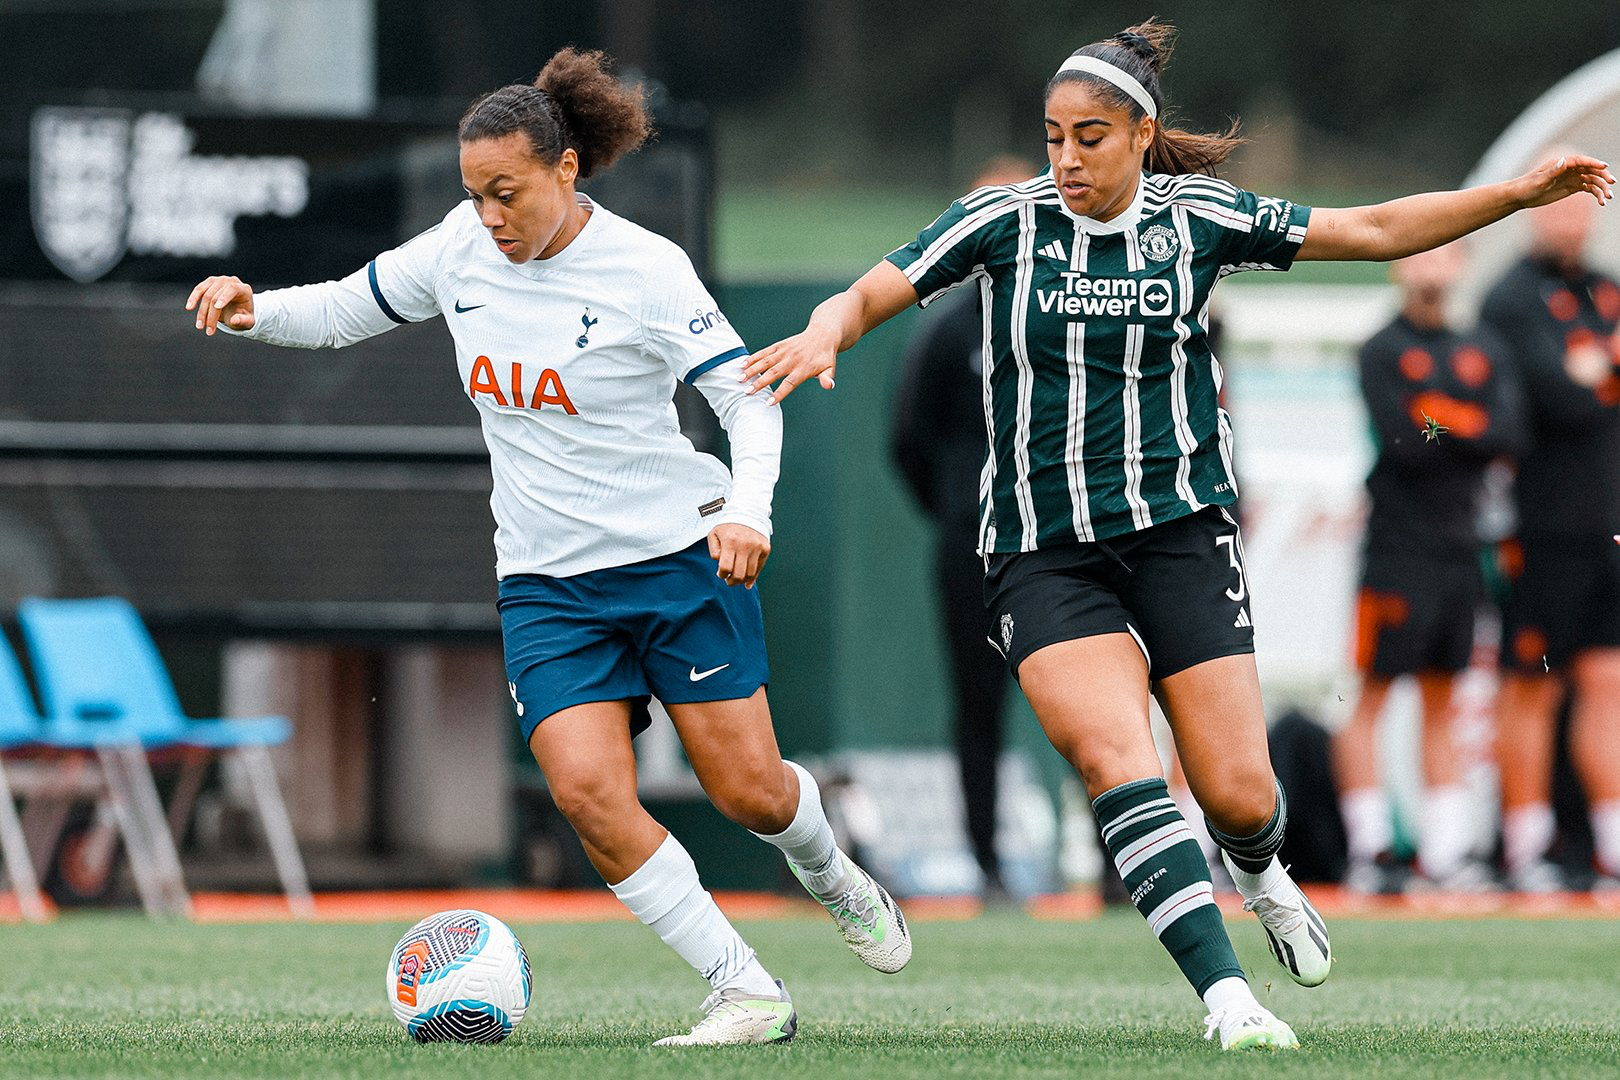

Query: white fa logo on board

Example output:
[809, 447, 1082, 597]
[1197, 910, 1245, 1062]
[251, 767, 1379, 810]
[30, 106, 310, 283]
[1138, 223, 1179, 263]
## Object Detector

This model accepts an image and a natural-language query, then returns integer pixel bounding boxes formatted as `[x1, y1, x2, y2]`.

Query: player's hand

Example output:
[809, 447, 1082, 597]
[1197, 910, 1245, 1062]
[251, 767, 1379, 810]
[741, 328, 838, 405]
[707, 523, 770, 588]
[1516, 154, 1615, 208]
[1565, 331, 1611, 387]
[186, 275, 256, 335]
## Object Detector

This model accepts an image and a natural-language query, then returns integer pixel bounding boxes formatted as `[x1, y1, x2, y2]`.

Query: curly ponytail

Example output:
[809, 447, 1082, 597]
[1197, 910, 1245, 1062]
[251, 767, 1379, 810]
[1046, 18, 1243, 177]
[458, 47, 652, 180]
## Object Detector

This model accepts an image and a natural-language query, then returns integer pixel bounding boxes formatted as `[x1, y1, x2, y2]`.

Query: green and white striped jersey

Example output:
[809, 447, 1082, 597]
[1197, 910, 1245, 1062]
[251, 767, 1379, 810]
[886, 171, 1311, 553]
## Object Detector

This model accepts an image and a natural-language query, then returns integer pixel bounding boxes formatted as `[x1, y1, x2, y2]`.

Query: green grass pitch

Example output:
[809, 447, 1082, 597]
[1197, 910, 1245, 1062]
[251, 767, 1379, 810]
[2, 910, 1617, 1079]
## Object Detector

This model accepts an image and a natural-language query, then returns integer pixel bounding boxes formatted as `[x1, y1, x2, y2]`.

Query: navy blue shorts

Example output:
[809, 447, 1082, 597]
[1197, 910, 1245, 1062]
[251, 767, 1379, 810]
[498, 539, 770, 742]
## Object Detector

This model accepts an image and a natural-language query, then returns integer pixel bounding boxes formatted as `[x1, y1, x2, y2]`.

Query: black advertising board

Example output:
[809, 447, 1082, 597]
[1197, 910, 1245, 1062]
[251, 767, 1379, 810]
[0, 95, 713, 285]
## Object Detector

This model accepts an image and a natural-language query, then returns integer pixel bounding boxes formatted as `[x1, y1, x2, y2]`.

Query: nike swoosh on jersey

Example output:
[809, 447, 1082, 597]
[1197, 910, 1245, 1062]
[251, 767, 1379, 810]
[689, 663, 731, 681]
[454, 300, 486, 313]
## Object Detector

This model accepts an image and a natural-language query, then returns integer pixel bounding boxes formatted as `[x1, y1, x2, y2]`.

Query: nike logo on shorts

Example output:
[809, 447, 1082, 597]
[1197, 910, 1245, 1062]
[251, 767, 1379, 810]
[689, 663, 731, 681]
[454, 300, 485, 313]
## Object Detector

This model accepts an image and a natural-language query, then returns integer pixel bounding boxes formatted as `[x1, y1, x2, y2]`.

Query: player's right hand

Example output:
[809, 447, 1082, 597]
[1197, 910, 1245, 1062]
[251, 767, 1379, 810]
[186, 275, 256, 335]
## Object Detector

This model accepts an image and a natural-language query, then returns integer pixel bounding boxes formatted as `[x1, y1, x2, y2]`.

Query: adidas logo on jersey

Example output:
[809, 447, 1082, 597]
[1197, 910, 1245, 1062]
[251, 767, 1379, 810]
[1037, 239, 1068, 262]
[1233, 607, 1252, 629]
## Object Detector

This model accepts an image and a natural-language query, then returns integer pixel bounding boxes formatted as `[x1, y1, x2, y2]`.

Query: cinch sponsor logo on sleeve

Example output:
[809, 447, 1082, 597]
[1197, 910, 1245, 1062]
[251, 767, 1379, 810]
[688, 308, 728, 334]
[1037, 276, 1173, 318]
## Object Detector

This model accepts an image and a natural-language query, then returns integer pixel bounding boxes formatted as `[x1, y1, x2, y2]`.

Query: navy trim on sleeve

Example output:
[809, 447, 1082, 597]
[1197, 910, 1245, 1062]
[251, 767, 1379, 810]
[367, 260, 409, 325]
[683, 346, 749, 385]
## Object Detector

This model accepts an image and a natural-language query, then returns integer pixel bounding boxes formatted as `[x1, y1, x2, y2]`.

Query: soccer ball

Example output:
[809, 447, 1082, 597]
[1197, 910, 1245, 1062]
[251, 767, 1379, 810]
[386, 908, 531, 1043]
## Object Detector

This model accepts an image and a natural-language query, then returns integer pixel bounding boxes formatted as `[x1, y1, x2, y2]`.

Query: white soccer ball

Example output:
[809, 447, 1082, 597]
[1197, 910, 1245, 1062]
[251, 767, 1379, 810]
[385, 908, 531, 1043]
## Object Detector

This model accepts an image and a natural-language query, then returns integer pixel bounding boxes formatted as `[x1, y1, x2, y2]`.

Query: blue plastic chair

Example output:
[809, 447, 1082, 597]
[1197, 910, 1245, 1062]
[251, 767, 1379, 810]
[19, 597, 310, 917]
[18, 597, 288, 750]
[0, 637, 56, 921]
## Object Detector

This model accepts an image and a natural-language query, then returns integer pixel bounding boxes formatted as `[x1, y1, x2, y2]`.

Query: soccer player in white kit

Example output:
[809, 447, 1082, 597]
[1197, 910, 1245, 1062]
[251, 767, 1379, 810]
[186, 47, 911, 1046]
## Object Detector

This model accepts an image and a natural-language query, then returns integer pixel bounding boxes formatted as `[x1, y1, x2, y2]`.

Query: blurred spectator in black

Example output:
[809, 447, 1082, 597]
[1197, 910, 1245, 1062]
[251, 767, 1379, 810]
[1333, 243, 1522, 894]
[892, 154, 1035, 902]
[1482, 180, 1620, 892]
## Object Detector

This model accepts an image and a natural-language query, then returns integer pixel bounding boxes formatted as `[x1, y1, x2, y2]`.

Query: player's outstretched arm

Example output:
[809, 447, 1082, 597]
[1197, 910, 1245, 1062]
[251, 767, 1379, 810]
[742, 260, 919, 404]
[186, 275, 256, 335]
[1298, 154, 1616, 263]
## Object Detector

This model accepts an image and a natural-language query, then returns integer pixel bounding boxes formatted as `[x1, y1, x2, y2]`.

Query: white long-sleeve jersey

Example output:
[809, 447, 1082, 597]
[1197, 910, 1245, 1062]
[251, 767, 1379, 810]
[233, 195, 782, 579]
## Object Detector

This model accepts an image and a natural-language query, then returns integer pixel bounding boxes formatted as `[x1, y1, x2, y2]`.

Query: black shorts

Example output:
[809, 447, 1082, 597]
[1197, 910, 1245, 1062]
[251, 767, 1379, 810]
[1500, 533, 1620, 673]
[983, 505, 1254, 681]
[1354, 551, 1481, 678]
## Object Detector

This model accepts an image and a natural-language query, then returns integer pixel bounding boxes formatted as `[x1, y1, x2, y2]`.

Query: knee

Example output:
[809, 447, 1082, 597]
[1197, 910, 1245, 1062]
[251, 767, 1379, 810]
[1203, 768, 1279, 836]
[1575, 653, 1620, 704]
[709, 767, 795, 834]
[548, 773, 638, 839]
[1050, 730, 1161, 799]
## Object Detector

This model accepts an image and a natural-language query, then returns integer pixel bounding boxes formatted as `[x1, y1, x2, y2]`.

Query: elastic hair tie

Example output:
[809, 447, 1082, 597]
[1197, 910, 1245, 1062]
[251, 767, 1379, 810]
[1113, 31, 1153, 55]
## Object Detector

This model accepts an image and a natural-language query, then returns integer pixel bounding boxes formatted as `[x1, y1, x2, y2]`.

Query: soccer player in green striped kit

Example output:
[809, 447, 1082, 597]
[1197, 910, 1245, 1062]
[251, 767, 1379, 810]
[747, 19, 1613, 1051]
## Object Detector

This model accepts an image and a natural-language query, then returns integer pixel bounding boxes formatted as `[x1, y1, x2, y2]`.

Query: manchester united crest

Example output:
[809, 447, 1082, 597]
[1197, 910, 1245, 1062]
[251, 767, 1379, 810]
[1138, 223, 1179, 263]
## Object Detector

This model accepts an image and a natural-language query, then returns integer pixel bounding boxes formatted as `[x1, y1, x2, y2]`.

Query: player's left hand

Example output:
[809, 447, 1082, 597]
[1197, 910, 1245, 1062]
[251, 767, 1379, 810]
[707, 523, 770, 588]
[1517, 154, 1616, 208]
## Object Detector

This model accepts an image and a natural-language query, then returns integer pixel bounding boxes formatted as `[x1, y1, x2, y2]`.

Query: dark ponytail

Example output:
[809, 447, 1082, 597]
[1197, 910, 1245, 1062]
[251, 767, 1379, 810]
[458, 47, 652, 180]
[1045, 19, 1243, 177]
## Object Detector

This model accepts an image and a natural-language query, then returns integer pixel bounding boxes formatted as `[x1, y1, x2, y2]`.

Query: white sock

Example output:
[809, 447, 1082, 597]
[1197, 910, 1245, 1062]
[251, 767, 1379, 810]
[1202, 975, 1261, 1015]
[1338, 787, 1393, 863]
[1226, 855, 1288, 898]
[1502, 803, 1556, 874]
[609, 834, 778, 997]
[1170, 784, 1222, 874]
[1589, 800, 1620, 877]
[752, 761, 849, 898]
[1418, 785, 1473, 880]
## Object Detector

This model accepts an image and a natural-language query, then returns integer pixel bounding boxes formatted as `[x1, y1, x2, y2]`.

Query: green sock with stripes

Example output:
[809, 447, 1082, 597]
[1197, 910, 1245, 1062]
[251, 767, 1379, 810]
[1094, 777, 1245, 997]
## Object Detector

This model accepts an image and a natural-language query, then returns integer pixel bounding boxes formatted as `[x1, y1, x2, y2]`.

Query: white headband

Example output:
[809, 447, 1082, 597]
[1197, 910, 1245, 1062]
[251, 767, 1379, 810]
[1056, 55, 1158, 120]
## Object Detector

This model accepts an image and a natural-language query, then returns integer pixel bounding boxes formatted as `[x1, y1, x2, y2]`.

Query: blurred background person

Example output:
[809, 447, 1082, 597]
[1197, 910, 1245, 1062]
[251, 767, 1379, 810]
[892, 153, 1036, 903]
[1333, 243, 1522, 894]
[1483, 183, 1620, 892]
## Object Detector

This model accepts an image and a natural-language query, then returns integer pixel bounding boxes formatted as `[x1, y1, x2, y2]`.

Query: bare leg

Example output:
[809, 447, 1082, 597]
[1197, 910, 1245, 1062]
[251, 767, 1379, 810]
[667, 688, 796, 835]
[1497, 672, 1564, 879]
[1334, 676, 1392, 794]
[1415, 673, 1463, 789]
[527, 700, 665, 882]
[1570, 649, 1620, 803]
[1333, 675, 1395, 872]
[1019, 635, 1160, 796]
[1497, 673, 1563, 812]
[1155, 654, 1276, 837]
[1414, 673, 1474, 881]
[1571, 649, 1620, 876]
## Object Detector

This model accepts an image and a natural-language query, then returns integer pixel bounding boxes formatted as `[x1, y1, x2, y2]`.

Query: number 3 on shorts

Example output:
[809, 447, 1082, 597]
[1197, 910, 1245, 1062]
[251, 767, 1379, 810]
[1214, 532, 1248, 604]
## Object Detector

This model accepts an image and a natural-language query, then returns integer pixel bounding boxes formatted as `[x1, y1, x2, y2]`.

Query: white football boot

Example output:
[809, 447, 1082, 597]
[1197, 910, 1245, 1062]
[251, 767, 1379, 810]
[652, 979, 796, 1047]
[1222, 853, 1332, 987]
[1203, 1005, 1300, 1051]
[791, 851, 912, 973]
